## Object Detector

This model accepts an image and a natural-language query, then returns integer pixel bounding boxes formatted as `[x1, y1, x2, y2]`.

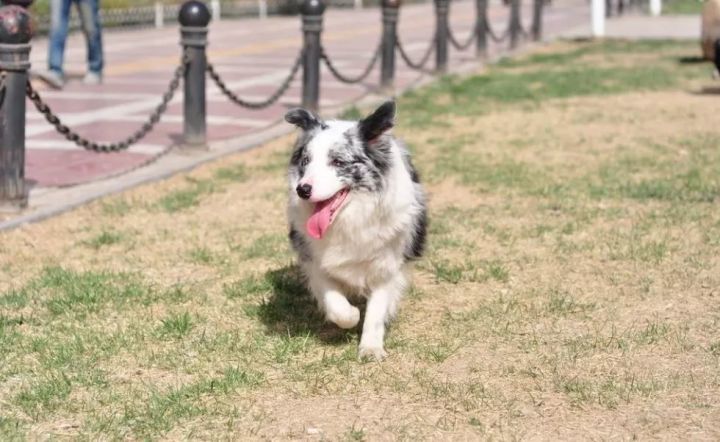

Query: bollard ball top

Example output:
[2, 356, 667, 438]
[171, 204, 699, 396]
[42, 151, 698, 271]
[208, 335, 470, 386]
[382, 0, 401, 7]
[1, 0, 34, 8]
[0, 4, 33, 44]
[178, 0, 211, 27]
[300, 0, 325, 16]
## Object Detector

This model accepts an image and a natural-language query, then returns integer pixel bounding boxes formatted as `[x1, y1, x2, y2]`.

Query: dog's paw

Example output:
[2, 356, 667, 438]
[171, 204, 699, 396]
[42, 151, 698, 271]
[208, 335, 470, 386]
[358, 345, 387, 361]
[328, 305, 360, 329]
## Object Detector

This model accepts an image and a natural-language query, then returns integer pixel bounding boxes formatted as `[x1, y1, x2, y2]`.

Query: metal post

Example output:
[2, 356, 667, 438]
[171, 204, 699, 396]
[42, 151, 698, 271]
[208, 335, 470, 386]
[531, 0, 543, 41]
[649, 0, 661, 16]
[0, 1, 33, 211]
[301, 0, 325, 111]
[434, 0, 448, 73]
[211, 0, 221, 22]
[381, 0, 400, 89]
[475, 0, 488, 57]
[592, 0, 605, 37]
[258, 0, 267, 19]
[155, 1, 164, 28]
[509, 0, 520, 49]
[179, 0, 211, 147]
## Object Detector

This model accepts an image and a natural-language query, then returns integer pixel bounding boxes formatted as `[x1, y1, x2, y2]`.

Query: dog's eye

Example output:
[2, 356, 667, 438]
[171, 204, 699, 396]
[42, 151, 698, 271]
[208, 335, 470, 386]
[331, 159, 344, 167]
[300, 157, 309, 167]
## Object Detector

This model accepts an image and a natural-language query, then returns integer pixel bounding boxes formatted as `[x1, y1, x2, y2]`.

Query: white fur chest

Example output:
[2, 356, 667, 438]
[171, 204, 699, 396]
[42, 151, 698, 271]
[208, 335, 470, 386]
[290, 191, 415, 292]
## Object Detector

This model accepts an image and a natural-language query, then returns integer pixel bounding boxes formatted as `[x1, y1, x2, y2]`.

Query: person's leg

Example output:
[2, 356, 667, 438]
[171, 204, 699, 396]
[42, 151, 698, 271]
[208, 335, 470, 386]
[78, 0, 104, 77]
[47, 0, 72, 77]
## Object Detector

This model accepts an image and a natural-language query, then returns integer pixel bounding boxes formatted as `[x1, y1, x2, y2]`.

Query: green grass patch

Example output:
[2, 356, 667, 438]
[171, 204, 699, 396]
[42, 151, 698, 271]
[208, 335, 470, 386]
[83, 229, 125, 249]
[156, 178, 215, 213]
[399, 39, 708, 128]
[124, 367, 264, 438]
[213, 163, 248, 182]
[663, 0, 702, 14]
[223, 274, 272, 299]
[15, 374, 73, 417]
[37, 267, 146, 316]
[158, 312, 194, 339]
[242, 233, 288, 260]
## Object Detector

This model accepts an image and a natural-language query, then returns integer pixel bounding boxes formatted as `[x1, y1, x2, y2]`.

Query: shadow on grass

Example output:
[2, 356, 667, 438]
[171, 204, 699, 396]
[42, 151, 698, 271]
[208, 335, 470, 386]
[257, 264, 356, 345]
[678, 56, 707, 64]
[692, 86, 720, 95]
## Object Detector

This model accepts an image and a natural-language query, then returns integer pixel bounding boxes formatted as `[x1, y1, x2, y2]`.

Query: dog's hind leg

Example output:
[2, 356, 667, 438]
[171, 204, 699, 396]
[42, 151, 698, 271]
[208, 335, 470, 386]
[308, 270, 360, 329]
[358, 274, 407, 361]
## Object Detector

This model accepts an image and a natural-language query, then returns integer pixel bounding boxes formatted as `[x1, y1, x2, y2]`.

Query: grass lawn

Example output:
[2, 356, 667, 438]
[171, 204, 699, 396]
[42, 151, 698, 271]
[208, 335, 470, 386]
[1, 39, 720, 439]
[663, 0, 703, 15]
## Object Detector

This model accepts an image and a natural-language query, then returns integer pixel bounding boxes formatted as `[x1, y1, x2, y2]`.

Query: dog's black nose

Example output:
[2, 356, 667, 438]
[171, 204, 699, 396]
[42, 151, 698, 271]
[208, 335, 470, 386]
[296, 183, 312, 200]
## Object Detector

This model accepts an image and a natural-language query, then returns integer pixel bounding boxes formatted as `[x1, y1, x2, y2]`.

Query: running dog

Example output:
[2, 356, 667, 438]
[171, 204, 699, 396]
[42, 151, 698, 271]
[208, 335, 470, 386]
[285, 101, 427, 360]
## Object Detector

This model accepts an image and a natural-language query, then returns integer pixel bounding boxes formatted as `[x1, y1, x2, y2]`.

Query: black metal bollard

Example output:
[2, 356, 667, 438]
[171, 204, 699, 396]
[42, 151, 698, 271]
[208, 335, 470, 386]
[179, 0, 210, 147]
[301, 0, 324, 111]
[475, 0, 488, 58]
[434, 0, 449, 73]
[509, 0, 521, 49]
[531, 0, 543, 41]
[380, 0, 400, 89]
[0, 1, 33, 211]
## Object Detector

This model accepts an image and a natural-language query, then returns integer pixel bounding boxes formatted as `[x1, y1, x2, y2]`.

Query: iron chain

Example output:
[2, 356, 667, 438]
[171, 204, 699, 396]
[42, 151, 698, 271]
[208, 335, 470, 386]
[396, 36, 435, 72]
[486, 21, 510, 43]
[517, 19, 531, 39]
[26, 55, 187, 153]
[321, 43, 381, 84]
[448, 22, 477, 51]
[207, 49, 303, 110]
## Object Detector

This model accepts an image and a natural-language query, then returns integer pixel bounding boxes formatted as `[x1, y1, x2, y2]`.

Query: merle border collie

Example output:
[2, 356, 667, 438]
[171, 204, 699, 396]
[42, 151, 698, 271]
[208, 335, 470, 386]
[284, 101, 427, 360]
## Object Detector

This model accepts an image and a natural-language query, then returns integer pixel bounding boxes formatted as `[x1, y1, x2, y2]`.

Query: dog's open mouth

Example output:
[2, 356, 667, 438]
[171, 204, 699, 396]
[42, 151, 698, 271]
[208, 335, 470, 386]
[306, 188, 350, 240]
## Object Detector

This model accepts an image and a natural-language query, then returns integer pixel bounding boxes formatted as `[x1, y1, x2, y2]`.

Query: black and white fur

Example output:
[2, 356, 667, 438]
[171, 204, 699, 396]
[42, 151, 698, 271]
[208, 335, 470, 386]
[285, 101, 427, 360]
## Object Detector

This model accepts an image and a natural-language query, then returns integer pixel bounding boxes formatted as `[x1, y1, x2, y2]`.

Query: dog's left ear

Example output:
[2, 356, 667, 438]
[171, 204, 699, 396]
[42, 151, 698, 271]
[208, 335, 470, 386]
[358, 100, 395, 143]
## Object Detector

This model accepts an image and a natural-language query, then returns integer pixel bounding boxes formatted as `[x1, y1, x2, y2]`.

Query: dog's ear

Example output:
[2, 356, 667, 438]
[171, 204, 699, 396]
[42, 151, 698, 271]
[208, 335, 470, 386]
[285, 108, 323, 131]
[358, 100, 395, 143]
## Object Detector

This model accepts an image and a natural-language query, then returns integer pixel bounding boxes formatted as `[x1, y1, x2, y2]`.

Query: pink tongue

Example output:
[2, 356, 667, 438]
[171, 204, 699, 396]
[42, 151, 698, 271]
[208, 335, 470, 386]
[306, 199, 333, 240]
[306, 189, 348, 240]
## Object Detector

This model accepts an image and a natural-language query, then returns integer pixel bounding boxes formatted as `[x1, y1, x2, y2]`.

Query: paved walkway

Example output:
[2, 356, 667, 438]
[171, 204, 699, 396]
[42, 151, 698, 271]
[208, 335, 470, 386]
[24, 0, 588, 188]
[565, 14, 700, 39]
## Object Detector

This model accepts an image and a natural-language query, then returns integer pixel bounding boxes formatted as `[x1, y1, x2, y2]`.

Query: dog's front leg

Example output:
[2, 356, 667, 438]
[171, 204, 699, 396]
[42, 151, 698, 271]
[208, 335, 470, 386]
[358, 275, 406, 361]
[308, 269, 360, 329]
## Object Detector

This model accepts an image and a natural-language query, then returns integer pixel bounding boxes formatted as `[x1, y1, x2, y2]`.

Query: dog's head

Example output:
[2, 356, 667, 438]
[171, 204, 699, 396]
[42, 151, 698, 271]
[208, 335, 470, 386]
[285, 100, 396, 239]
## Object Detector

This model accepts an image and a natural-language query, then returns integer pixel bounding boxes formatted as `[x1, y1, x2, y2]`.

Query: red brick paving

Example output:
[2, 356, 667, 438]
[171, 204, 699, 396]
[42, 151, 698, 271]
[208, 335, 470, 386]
[26, 149, 159, 187]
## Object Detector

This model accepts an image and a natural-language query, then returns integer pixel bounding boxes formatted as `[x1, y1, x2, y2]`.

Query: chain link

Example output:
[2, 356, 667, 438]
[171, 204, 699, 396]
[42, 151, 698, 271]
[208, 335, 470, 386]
[486, 21, 511, 43]
[207, 49, 303, 110]
[396, 36, 435, 72]
[321, 43, 381, 84]
[517, 19, 531, 39]
[26, 55, 187, 153]
[448, 22, 477, 51]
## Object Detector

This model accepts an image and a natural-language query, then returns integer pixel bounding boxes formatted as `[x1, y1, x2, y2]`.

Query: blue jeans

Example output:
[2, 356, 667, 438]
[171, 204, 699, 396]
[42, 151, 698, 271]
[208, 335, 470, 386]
[48, 0, 104, 76]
